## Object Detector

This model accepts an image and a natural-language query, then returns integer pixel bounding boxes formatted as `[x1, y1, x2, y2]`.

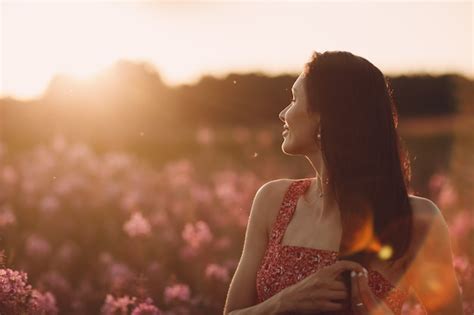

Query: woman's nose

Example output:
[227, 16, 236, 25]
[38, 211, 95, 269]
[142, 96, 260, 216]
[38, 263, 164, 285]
[279, 106, 288, 122]
[278, 110, 285, 123]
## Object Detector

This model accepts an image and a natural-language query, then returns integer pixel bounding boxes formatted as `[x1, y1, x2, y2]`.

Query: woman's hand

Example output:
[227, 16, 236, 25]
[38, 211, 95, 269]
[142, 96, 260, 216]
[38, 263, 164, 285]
[280, 260, 365, 313]
[350, 268, 395, 315]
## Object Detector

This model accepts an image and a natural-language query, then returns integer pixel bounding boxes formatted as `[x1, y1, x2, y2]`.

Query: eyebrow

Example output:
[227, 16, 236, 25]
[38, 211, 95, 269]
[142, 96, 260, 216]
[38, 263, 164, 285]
[291, 87, 296, 94]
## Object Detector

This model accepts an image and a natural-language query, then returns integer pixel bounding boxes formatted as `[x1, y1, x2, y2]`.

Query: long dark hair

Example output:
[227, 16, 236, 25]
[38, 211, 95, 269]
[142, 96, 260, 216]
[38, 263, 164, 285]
[303, 51, 413, 268]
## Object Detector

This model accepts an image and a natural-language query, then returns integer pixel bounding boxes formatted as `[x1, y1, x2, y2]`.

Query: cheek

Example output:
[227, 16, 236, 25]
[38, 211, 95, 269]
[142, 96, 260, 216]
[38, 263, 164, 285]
[288, 124, 314, 143]
[287, 107, 315, 137]
[287, 107, 304, 125]
[301, 125, 315, 140]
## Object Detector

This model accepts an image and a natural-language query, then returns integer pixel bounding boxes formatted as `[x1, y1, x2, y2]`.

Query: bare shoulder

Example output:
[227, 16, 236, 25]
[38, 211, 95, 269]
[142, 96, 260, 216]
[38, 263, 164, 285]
[256, 178, 295, 200]
[408, 194, 445, 225]
[407, 194, 449, 251]
[396, 195, 444, 270]
[405, 196, 463, 312]
[253, 178, 296, 239]
[405, 194, 452, 274]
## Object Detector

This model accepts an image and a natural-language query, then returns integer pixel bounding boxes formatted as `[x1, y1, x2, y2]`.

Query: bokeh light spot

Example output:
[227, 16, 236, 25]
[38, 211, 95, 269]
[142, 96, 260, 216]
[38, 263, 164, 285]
[378, 244, 393, 260]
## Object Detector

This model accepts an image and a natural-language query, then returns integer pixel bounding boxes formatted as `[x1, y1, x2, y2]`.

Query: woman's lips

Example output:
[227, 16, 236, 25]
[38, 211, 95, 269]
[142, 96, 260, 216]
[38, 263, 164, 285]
[282, 129, 289, 136]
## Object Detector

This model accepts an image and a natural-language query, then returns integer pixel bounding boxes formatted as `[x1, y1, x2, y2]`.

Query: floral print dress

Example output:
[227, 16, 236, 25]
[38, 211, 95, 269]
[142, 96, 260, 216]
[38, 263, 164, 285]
[256, 179, 410, 314]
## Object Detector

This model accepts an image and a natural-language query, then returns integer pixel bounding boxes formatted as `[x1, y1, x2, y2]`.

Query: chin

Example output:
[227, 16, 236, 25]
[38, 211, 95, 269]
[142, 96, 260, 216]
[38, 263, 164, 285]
[281, 140, 301, 156]
[281, 138, 313, 156]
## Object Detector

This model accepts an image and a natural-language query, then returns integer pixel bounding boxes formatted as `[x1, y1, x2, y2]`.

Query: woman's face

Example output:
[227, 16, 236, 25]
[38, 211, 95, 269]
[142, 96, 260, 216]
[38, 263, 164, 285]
[278, 73, 320, 155]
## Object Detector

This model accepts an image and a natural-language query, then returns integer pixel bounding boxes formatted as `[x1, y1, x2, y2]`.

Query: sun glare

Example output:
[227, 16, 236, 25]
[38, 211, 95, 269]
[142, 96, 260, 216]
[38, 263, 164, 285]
[1, 1, 471, 100]
[2, 2, 149, 99]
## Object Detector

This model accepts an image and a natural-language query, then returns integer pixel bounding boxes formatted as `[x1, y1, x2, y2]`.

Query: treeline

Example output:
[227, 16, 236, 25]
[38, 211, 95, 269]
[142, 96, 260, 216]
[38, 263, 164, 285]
[0, 60, 472, 157]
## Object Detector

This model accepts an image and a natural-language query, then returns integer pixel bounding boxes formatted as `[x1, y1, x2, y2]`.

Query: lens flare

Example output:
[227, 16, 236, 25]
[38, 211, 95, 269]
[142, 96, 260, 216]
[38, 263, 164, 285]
[409, 262, 458, 310]
[345, 202, 382, 255]
[378, 245, 393, 260]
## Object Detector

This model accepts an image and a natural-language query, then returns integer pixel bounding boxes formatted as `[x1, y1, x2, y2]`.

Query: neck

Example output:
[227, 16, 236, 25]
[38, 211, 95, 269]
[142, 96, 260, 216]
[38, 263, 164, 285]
[304, 154, 339, 219]
[306, 177, 339, 221]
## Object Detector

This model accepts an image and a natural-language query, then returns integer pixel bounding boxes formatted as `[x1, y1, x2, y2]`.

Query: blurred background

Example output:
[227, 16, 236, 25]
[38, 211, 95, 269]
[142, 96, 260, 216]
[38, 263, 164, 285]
[0, 1, 473, 314]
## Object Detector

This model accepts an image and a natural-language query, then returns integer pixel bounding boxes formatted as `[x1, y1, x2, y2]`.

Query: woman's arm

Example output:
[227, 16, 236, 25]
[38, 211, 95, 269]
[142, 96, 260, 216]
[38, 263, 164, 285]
[223, 179, 291, 315]
[227, 288, 286, 315]
[406, 198, 464, 315]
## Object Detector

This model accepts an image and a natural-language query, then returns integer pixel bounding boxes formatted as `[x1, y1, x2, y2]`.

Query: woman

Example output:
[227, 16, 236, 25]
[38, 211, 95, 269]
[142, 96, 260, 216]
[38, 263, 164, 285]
[223, 51, 463, 314]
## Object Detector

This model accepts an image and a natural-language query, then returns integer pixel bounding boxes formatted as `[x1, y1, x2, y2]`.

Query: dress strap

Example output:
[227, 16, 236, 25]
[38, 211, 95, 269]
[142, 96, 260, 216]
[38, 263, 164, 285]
[268, 179, 312, 246]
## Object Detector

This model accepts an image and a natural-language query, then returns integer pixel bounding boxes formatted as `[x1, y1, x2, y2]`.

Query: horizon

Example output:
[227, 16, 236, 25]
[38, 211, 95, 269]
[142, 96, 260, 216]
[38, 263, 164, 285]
[1, 59, 471, 103]
[1, 1, 472, 100]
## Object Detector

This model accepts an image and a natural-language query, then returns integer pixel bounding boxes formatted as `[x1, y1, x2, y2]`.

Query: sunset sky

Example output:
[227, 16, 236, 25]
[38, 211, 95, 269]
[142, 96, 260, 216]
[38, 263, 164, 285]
[1, 0, 472, 100]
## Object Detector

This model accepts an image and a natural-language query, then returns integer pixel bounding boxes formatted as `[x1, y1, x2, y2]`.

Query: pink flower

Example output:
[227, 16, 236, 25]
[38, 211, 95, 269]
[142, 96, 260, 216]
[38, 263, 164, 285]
[106, 262, 135, 291]
[437, 180, 458, 209]
[25, 234, 52, 258]
[428, 173, 447, 194]
[0, 205, 16, 227]
[0, 268, 33, 314]
[164, 283, 191, 304]
[453, 255, 469, 273]
[131, 298, 162, 315]
[123, 212, 152, 238]
[163, 159, 194, 190]
[401, 302, 426, 315]
[215, 182, 238, 203]
[196, 127, 214, 145]
[181, 220, 213, 249]
[27, 289, 58, 315]
[109, 263, 133, 279]
[205, 263, 230, 282]
[100, 294, 136, 315]
[448, 210, 474, 240]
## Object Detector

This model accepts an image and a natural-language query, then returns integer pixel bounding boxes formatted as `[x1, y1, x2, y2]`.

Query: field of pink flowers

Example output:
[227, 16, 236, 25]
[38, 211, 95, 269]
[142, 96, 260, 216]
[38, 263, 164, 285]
[0, 135, 472, 315]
